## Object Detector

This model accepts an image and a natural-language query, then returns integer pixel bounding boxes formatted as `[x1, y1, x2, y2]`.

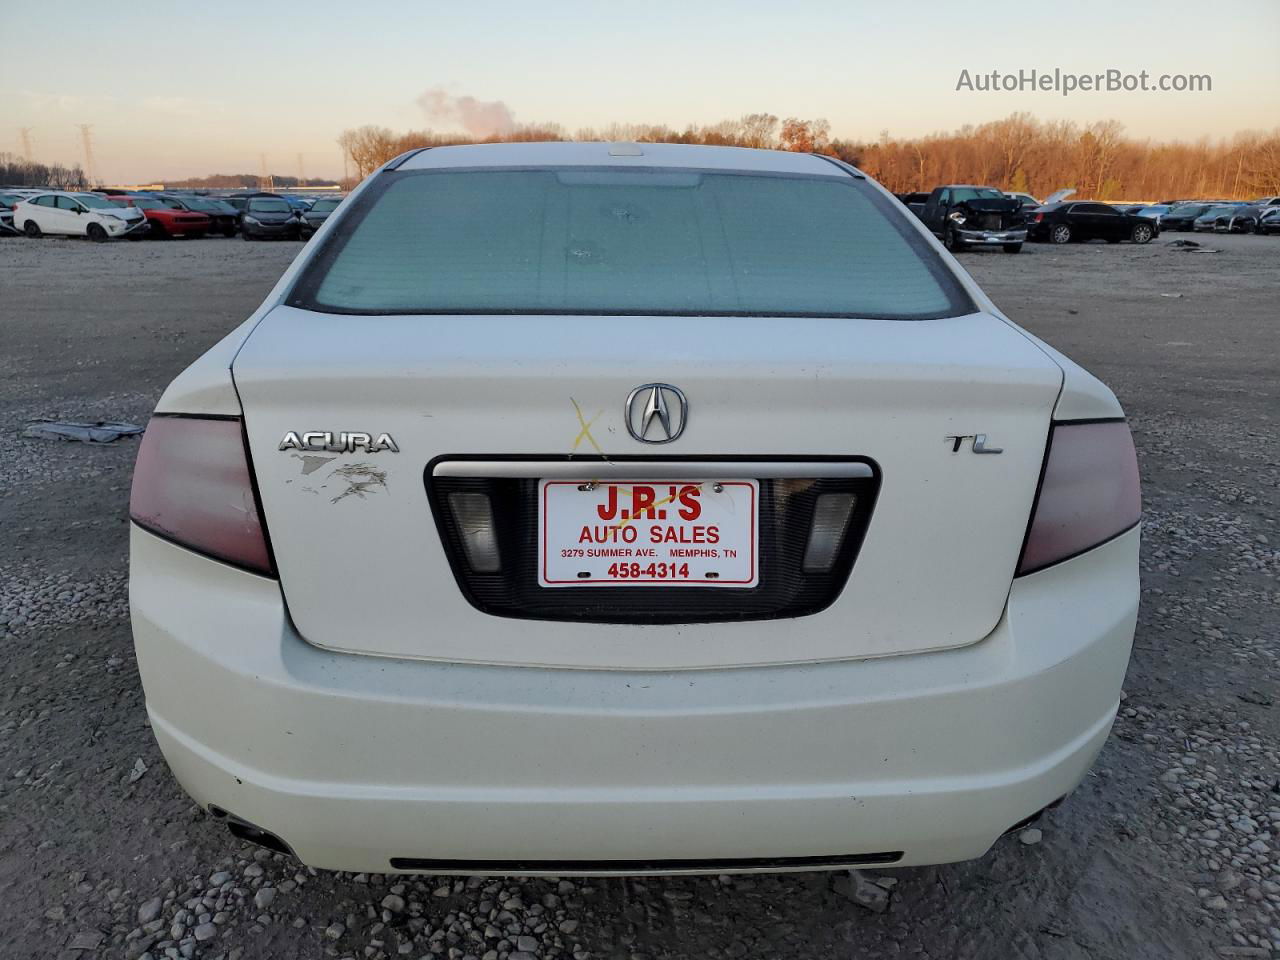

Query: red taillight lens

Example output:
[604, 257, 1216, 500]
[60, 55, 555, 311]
[1034, 212, 1043, 223]
[130, 416, 275, 576]
[1016, 421, 1141, 576]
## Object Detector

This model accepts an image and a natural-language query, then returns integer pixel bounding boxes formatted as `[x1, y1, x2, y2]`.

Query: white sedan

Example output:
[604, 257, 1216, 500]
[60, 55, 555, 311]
[12, 191, 147, 241]
[129, 142, 1140, 875]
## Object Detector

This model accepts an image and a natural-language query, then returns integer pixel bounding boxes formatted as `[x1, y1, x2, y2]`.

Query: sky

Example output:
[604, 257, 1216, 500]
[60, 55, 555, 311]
[3, 0, 1278, 184]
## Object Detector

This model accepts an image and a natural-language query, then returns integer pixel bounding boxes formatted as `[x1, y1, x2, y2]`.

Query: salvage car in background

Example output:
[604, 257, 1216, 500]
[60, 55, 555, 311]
[1004, 192, 1041, 219]
[1257, 207, 1280, 235]
[12, 191, 148, 241]
[1135, 204, 1172, 224]
[0, 191, 24, 236]
[109, 196, 210, 240]
[918, 184, 1027, 253]
[894, 191, 931, 218]
[158, 195, 240, 237]
[129, 142, 1140, 875]
[298, 196, 342, 239]
[1216, 204, 1263, 234]
[214, 195, 250, 215]
[1159, 203, 1212, 232]
[1027, 201, 1157, 244]
[240, 195, 300, 240]
[1193, 204, 1240, 232]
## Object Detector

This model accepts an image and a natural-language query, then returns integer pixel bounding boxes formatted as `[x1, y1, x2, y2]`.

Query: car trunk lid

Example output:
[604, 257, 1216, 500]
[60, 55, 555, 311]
[233, 305, 1062, 670]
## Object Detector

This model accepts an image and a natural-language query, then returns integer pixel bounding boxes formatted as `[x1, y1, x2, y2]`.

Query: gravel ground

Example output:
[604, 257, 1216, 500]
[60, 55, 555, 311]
[0, 232, 1276, 960]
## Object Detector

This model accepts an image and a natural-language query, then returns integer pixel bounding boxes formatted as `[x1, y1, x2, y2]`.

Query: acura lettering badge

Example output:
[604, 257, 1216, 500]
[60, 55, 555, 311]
[625, 383, 688, 444]
[279, 431, 399, 454]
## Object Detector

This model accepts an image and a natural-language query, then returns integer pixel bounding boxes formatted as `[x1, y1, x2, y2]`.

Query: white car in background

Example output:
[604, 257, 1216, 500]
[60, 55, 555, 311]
[12, 191, 148, 241]
[129, 142, 1141, 875]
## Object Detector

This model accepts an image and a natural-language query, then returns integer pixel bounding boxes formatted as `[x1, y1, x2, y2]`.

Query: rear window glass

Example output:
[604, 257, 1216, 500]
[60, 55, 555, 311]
[290, 169, 971, 319]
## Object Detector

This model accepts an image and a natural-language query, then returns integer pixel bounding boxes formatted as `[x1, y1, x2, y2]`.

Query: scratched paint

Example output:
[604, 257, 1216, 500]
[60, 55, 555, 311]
[328, 463, 388, 504]
[292, 453, 336, 476]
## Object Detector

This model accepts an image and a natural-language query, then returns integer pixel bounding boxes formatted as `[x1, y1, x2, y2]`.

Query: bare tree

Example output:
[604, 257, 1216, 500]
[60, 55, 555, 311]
[739, 113, 779, 149]
[0, 152, 87, 189]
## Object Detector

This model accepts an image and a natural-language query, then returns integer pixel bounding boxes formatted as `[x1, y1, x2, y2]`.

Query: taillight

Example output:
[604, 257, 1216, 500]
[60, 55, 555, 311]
[1034, 212, 1043, 223]
[130, 416, 275, 576]
[1016, 421, 1141, 576]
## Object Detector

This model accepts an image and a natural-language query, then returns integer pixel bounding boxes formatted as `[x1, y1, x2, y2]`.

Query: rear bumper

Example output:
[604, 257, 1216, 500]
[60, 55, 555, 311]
[130, 525, 1138, 875]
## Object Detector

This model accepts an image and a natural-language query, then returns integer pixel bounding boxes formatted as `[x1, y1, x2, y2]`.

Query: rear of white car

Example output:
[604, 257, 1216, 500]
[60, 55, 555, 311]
[129, 143, 1140, 874]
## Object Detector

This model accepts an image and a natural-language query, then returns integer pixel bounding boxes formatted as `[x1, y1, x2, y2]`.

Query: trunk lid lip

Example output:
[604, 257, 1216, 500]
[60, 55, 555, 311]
[427, 453, 880, 479]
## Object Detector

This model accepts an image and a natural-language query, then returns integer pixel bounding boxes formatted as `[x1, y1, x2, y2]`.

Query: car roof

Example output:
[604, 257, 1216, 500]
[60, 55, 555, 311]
[395, 141, 850, 177]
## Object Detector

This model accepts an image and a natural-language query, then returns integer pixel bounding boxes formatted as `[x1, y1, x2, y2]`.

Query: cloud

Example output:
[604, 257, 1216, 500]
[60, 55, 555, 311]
[416, 87, 516, 138]
[142, 96, 226, 118]
[21, 90, 106, 113]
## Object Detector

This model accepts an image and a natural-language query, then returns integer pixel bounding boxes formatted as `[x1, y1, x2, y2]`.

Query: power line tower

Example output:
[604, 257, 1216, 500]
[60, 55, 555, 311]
[76, 124, 96, 186]
[19, 127, 34, 163]
[296, 152, 305, 186]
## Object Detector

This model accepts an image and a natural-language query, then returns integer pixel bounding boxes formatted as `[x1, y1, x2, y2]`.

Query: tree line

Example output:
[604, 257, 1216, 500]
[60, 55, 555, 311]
[337, 112, 1280, 200]
[0, 154, 88, 190]
[0, 156, 341, 191]
[160, 173, 340, 189]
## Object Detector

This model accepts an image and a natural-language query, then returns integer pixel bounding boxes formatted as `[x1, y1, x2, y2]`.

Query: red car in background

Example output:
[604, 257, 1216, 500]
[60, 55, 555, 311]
[109, 195, 210, 239]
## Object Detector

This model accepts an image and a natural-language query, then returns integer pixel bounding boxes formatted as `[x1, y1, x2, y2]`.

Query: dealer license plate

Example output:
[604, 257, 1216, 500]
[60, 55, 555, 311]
[539, 480, 758, 587]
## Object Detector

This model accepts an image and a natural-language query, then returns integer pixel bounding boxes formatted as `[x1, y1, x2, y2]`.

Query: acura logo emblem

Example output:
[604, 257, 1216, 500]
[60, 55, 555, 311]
[625, 383, 688, 444]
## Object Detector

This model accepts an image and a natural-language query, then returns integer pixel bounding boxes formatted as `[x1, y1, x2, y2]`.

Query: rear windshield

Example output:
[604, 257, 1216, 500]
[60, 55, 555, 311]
[289, 168, 971, 319]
